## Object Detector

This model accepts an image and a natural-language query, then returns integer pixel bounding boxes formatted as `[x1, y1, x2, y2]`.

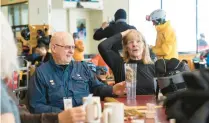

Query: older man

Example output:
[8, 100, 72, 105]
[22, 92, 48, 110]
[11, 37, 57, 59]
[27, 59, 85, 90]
[28, 32, 126, 114]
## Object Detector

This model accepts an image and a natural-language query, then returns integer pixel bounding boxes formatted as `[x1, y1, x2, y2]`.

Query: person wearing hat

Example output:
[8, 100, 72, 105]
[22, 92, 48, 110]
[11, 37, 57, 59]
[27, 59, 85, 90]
[146, 9, 178, 59]
[93, 9, 136, 54]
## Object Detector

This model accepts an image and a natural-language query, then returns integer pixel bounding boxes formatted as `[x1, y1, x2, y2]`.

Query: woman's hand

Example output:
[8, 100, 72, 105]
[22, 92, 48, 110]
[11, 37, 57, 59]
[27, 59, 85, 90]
[121, 30, 131, 38]
[58, 106, 86, 123]
[113, 81, 126, 96]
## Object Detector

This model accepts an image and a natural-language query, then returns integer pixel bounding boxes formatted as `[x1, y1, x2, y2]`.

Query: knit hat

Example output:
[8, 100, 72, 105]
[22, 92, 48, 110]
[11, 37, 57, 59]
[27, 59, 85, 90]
[114, 9, 127, 21]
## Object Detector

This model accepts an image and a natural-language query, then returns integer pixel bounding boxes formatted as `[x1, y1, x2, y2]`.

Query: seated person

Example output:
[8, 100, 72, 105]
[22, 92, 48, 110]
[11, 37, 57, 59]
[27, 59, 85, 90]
[89, 54, 111, 75]
[25, 42, 51, 65]
[0, 13, 105, 123]
[28, 32, 126, 113]
[200, 49, 209, 68]
[37, 34, 51, 62]
[36, 43, 51, 63]
[98, 29, 155, 95]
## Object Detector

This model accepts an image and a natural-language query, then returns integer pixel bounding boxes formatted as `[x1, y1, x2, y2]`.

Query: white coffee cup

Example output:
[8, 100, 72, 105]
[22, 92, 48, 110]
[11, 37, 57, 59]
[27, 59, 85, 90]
[83, 96, 101, 123]
[102, 102, 124, 123]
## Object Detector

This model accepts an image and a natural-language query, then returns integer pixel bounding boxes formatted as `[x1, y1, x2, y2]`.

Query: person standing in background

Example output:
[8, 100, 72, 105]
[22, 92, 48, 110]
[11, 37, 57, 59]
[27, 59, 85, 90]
[73, 32, 85, 61]
[198, 33, 208, 52]
[93, 9, 136, 54]
[146, 9, 178, 59]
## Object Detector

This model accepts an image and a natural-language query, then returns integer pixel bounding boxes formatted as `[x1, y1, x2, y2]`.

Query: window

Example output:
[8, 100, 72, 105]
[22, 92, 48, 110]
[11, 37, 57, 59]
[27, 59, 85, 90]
[197, 0, 209, 52]
[129, 0, 202, 53]
[21, 3, 29, 25]
[13, 5, 21, 26]
[1, 3, 29, 34]
[129, 0, 161, 46]
[162, 0, 196, 52]
[2, 3, 28, 26]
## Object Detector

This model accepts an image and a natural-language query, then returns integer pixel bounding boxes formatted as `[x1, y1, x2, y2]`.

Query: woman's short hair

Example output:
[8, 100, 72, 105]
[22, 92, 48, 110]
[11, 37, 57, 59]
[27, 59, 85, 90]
[122, 29, 153, 64]
[0, 12, 19, 79]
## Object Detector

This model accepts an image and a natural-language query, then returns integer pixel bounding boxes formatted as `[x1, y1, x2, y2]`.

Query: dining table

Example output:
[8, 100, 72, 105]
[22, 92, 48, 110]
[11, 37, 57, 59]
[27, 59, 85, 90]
[103, 95, 169, 123]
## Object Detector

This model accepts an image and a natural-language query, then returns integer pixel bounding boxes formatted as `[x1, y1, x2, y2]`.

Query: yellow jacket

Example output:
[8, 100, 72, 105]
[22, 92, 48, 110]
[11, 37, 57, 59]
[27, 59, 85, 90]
[73, 40, 84, 61]
[152, 21, 178, 59]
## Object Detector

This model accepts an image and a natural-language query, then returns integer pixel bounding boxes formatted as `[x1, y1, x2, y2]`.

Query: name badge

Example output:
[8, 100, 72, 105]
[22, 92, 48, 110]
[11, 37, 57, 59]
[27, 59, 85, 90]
[63, 97, 72, 110]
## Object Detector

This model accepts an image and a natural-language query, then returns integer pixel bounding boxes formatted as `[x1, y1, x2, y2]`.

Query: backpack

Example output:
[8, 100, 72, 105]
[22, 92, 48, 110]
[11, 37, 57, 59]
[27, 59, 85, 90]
[155, 58, 190, 98]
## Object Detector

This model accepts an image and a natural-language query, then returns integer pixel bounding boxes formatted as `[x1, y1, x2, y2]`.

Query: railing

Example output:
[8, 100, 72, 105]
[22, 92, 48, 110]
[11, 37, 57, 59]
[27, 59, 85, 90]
[12, 56, 30, 100]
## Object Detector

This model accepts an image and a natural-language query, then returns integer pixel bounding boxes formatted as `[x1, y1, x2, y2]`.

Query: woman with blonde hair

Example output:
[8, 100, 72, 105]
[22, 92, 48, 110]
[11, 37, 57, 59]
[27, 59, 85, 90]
[98, 29, 155, 94]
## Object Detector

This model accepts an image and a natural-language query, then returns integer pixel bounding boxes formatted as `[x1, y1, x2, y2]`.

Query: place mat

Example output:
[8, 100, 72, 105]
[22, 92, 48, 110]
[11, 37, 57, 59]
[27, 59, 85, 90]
[104, 97, 163, 118]
[104, 97, 163, 110]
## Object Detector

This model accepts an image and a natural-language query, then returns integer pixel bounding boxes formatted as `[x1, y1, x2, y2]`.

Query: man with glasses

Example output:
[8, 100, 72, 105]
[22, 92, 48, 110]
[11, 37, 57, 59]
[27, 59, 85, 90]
[28, 32, 126, 114]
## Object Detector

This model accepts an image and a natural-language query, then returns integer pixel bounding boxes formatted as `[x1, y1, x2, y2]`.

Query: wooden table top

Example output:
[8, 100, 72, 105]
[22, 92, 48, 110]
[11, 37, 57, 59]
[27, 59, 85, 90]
[113, 95, 168, 123]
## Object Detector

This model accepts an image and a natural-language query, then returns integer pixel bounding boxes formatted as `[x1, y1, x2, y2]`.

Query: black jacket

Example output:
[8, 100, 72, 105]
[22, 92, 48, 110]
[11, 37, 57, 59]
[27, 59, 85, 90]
[98, 33, 155, 95]
[164, 69, 209, 123]
[94, 21, 136, 53]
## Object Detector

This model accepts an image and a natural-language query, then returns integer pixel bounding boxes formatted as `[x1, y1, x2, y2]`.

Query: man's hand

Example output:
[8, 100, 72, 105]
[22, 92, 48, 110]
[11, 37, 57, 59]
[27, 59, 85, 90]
[101, 22, 109, 29]
[58, 106, 86, 123]
[1, 113, 15, 123]
[113, 81, 126, 96]
[121, 29, 131, 38]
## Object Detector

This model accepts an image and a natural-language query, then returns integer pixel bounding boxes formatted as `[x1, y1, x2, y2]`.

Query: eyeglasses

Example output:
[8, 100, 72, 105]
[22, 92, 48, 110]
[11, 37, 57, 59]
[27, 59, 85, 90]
[55, 44, 75, 50]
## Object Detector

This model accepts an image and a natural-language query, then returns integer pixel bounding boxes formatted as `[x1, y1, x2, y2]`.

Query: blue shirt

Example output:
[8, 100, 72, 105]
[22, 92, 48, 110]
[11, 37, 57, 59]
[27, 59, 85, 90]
[1, 81, 20, 123]
[29, 58, 113, 113]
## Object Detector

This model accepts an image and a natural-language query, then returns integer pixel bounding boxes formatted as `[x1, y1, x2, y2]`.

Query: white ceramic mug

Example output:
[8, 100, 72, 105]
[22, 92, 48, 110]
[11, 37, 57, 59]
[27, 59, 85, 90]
[102, 102, 124, 123]
[83, 96, 101, 123]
